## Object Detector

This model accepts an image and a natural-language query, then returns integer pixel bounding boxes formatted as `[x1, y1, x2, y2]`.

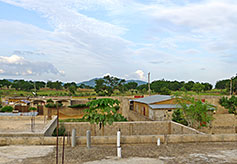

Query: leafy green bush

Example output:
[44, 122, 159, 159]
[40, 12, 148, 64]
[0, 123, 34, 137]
[1, 106, 14, 112]
[159, 87, 171, 95]
[52, 125, 66, 136]
[29, 107, 37, 111]
[45, 102, 63, 108]
[46, 99, 54, 103]
[172, 109, 188, 126]
[219, 96, 237, 114]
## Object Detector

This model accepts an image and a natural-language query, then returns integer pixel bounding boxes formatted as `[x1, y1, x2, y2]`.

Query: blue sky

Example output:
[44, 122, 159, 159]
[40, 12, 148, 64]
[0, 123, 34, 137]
[0, 0, 236, 84]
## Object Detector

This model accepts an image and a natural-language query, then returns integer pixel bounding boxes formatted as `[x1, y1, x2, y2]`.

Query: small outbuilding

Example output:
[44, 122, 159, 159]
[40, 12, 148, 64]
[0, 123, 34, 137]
[130, 95, 181, 121]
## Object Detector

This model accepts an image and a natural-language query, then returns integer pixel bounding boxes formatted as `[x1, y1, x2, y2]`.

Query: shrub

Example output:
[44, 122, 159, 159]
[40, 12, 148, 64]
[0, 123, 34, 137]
[159, 87, 171, 95]
[172, 109, 188, 126]
[46, 99, 54, 103]
[45, 102, 63, 108]
[29, 107, 37, 111]
[1, 106, 14, 112]
[219, 96, 237, 114]
[52, 125, 66, 136]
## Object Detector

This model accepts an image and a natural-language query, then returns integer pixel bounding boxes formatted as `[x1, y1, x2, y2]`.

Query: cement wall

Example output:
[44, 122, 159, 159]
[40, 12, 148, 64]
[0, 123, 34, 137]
[200, 114, 237, 134]
[1, 134, 236, 146]
[62, 121, 202, 137]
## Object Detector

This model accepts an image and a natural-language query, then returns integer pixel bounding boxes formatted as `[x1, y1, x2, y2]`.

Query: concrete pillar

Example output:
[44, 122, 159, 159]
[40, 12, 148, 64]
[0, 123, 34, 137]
[117, 130, 121, 158]
[71, 129, 76, 147]
[86, 130, 91, 149]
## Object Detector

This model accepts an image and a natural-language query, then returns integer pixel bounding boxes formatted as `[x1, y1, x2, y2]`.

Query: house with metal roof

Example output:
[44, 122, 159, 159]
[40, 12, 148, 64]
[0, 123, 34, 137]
[130, 95, 181, 121]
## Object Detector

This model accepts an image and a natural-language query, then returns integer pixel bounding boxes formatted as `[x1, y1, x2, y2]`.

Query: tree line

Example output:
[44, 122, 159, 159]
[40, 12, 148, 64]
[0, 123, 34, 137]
[0, 79, 92, 93]
[0, 76, 214, 96]
[94, 76, 213, 96]
[215, 75, 237, 94]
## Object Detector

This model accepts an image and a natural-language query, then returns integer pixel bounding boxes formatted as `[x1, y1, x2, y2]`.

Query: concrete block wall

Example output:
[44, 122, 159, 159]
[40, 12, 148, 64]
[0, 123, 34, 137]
[0, 134, 236, 146]
[62, 121, 201, 136]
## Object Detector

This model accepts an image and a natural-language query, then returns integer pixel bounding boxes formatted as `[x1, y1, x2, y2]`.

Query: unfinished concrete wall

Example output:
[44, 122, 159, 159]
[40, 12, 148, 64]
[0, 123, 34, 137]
[62, 121, 202, 137]
[1, 134, 237, 146]
[200, 114, 237, 134]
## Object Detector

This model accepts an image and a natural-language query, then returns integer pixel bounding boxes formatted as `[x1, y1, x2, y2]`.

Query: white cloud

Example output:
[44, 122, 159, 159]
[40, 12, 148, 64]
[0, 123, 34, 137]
[135, 70, 146, 81]
[0, 69, 5, 74]
[103, 73, 111, 77]
[146, 0, 237, 52]
[0, 55, 24, 64]
[0, 55, 62, 76]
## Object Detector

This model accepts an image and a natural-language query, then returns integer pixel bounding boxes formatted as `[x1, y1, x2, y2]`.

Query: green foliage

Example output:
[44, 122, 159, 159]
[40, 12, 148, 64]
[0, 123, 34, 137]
[159, 87, 171, 95]
[124, 82, 138, 91]
[52, 125, 66, 136]
[59, 118, 85, 122]
[45, 102, 62, 108]
[192, 83, 205, 94]
[0, 79, 11, 88]
[47, 99, 54, 103]
[215, 75, 237, 94]
[176, 94, 214, 128]
[1, 106, 14, 112]
[219, 96, 237, 114]
[11, 80, 34, 91]
[172, 109, 188, 126]
[35, 81, 46, 90]
[47, 81, 63, 90]
[68, 85, 77, 95]
[215, 79, 230, 89]
[95, 76, 126, 96]
[83, 98, 127, 129]
[28, 107, 37, 111]
[68, 104, 89, 108]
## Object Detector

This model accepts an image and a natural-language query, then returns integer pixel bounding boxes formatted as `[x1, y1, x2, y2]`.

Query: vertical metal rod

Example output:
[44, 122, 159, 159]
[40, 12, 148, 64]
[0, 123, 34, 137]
[56, 103, 59, 164]
[62, 133, 65, 164]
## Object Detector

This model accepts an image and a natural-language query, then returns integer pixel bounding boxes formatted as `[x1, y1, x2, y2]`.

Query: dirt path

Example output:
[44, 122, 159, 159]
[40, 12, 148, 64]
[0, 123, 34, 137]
[2, 142, 237, 164]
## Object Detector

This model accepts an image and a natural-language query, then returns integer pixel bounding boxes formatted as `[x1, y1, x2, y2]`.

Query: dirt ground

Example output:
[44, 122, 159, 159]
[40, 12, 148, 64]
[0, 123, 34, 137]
[3, 142, 236, 164]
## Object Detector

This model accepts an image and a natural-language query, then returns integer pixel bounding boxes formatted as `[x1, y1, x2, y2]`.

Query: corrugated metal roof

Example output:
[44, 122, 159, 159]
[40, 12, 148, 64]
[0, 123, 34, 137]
[132, 95, 172, 104]
[149, 104, 181, 109]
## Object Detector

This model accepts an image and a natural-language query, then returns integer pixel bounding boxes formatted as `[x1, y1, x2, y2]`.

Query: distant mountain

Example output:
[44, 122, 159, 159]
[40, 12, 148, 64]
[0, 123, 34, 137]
[6, 79, 14, 82]
[126, 80, 147, 86]
[77, 78, 99, 87]
[78, 78, 147, 87]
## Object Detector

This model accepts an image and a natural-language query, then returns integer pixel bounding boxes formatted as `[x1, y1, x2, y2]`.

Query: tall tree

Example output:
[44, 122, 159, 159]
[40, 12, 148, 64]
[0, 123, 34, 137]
[124, 82, 138, 90]
[175, 94, 214, 128]
[192, 83, 205, 94]
[83, 98, 127, 135]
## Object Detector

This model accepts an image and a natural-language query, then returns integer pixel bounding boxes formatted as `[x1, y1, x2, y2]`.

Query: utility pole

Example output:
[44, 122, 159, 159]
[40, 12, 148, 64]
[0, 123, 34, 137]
[148, 72, 151, 96]
[230, 78, 232, 96]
